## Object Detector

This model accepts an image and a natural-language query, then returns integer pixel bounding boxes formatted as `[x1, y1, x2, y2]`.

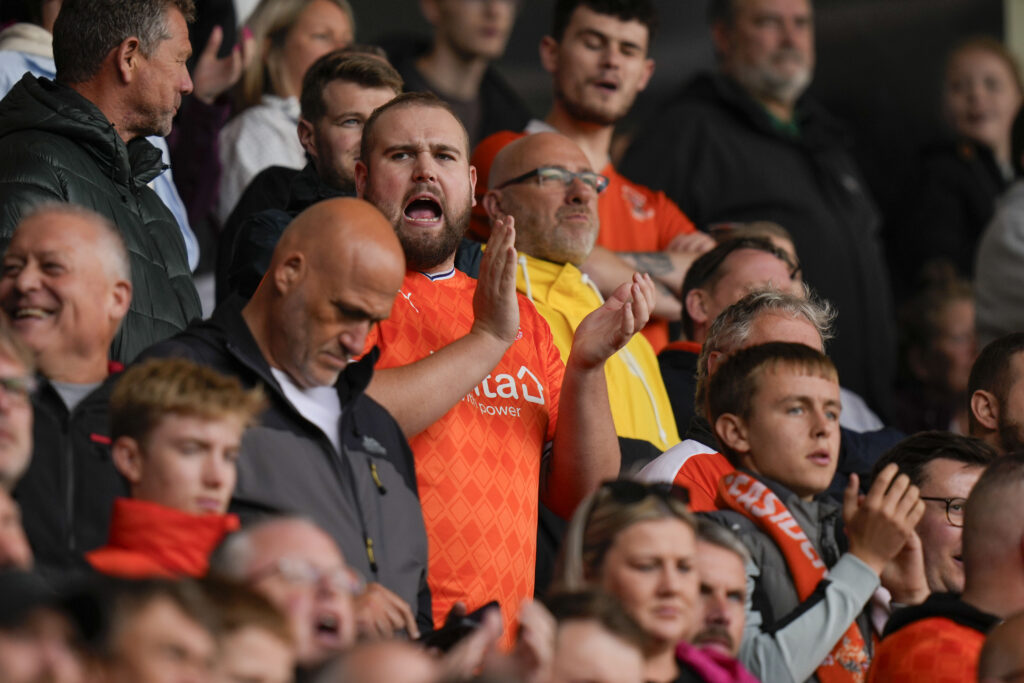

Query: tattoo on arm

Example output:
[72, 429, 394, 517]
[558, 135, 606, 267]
[619, 252, 673, 276]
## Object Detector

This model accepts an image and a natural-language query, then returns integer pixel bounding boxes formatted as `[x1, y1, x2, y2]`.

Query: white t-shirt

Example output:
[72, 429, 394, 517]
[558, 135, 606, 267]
[270, 367, 342, 453]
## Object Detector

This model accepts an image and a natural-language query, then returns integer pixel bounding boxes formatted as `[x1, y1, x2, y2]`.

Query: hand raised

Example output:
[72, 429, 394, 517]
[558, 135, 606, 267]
[191, 25, 256, 105]
[471, 214, 520, 346]
[570, 273, 655, 370]
[844, 466, 926, 576]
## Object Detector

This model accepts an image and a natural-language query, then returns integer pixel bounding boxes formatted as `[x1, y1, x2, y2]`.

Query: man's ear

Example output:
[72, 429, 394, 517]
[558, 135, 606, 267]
[354, 160, 368, 198]
[116, 37, 142, 83]
[539, 36, 560, 75]
[298, 118, 317, 160]
[710, 21, 731, 62]
[110, 279, 132, 321]
[112, 436, 143, 485]
[636, 57, 655, 92]
[273, 253, 304, 294]
[714, 413, 751, 459]
[706, 349, 724, 377]
[482, 189, 503, 221]
[469, 164, 478, 208]
[971, 390, 1000, 431]
[419, 0, 439, 27]
[685, 289, 710, 328]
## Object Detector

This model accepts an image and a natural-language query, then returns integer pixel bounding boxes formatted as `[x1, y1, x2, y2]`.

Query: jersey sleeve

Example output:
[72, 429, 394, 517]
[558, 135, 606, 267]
[655, 191, 698, 249]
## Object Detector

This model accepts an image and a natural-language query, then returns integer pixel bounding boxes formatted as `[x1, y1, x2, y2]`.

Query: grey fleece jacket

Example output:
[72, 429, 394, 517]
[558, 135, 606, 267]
[703, 474, 879, 683]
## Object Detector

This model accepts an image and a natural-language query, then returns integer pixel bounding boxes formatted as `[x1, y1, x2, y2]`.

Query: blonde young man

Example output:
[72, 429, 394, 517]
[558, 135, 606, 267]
[86, 358, 264, 578]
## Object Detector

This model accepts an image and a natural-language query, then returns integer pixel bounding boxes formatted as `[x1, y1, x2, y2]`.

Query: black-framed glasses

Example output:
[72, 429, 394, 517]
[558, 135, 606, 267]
[598, 479, 691, 507]
[496, 166, 610, 194]
[920, 496, 967, 527]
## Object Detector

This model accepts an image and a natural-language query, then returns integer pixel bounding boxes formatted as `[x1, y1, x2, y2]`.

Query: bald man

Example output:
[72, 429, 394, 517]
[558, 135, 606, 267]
[978, 611, 1024, 683]
[484, 132, 679, 456]
[142, 198, 433, 637]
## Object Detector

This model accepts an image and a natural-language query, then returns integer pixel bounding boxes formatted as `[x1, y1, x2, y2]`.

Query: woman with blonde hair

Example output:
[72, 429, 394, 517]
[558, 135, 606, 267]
[557, 480, 755, 683]
[217, 0, 354, 223]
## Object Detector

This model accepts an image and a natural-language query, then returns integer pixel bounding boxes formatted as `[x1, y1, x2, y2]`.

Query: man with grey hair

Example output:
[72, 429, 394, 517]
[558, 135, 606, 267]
[1, 203, 134, 577]
[210, 516, 360, 674]
[639, 289, 902, 510]
[621, 0, 894, 421]
[0, 0, 201, 363]
[694, 519, 750, 658]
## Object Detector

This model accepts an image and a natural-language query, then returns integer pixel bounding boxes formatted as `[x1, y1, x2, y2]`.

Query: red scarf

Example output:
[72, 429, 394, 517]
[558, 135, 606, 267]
[716, 472, 869, 683]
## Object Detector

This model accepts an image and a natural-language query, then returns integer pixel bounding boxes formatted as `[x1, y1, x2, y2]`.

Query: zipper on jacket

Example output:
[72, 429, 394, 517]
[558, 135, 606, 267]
[368, 462, 387, 494]
[364, 534, 378, 573]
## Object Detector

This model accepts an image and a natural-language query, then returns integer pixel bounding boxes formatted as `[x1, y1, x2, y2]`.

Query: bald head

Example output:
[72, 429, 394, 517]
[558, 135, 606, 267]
[962, 454, 1024, 611]
[327, 641, 440, 683]
[979, 611, 1024, 682]
[246, 198, 405, 388]
[485, 133, 600, 266]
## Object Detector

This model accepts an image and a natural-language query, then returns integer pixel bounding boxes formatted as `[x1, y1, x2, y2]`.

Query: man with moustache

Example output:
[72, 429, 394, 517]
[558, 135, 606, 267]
[693, 519, 749, 659]
[356, 92, 649, 640]
[621, 0, 894, 419]
[484, 131, 678, 454]
[471, 0, 713, 351]
[218, 49, 403, 301]
[968, 333, 1024, 453]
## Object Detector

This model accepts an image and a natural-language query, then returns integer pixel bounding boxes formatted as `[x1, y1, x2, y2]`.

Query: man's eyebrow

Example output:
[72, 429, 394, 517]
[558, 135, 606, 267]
[431, 143, 463, 156]
[382, 143, 420, 155]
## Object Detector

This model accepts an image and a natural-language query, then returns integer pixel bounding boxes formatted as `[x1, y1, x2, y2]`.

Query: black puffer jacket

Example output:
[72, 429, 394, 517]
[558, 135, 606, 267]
[0, 75, 201, 362]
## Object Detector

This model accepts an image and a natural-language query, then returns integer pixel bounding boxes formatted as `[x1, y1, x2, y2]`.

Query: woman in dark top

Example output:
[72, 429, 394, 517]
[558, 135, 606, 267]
[903, 37, 1023, 282]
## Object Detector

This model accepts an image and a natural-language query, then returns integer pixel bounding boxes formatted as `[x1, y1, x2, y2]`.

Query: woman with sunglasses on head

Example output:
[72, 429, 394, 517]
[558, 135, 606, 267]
[556, 480, 757, 683]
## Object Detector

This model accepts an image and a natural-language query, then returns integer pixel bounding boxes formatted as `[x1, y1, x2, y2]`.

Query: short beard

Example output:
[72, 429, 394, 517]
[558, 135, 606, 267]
[554, 87, 625, 127]
[997, 414, 1024, 453]
[730, 53, 812, 106]
[399, 203, 470, 272]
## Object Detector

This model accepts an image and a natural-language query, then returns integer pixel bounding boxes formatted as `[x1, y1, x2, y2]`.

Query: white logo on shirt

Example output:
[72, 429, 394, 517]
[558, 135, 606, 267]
[462, 365, 546, 417]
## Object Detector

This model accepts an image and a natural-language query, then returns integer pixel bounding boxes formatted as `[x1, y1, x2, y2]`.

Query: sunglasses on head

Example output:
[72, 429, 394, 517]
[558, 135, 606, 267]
[598, 479, 691, 506]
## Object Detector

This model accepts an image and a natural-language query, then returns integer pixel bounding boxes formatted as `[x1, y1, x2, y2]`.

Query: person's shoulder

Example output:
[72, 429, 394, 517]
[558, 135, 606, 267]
[872, 613, 986, 679]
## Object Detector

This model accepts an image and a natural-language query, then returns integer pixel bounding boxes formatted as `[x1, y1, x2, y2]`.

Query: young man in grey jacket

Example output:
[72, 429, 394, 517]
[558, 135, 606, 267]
[703, 342, 926, 682]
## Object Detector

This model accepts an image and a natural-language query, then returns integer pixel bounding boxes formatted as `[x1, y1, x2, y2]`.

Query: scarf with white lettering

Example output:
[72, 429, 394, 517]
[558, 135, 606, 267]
[716, 472, 869, 683]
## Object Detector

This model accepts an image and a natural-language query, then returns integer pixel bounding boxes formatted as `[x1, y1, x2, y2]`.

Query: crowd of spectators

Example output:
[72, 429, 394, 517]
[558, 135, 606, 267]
[2, 0, 1024, 681]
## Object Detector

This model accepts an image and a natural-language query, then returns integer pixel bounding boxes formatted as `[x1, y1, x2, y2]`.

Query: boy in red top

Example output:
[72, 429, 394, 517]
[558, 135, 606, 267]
[86, 358, 265, 578]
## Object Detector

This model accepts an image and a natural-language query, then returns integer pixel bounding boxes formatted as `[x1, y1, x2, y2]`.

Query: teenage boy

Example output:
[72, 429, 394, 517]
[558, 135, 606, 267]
[85, 358, 265, 579]
[704, 342, 925, 683]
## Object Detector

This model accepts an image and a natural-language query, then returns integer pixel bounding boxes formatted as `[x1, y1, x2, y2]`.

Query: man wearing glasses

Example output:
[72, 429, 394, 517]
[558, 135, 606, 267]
[870, 432, 996, 598]
[211, 516, 362, 673]
[870, 453, 1024, 681]
[471, 0, 714, 352]
[484, 131, 679, 456]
